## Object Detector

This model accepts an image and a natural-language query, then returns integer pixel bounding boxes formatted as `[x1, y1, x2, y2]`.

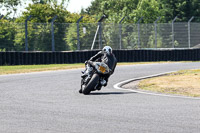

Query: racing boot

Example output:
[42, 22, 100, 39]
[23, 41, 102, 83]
[100, 79, 107, 87]
[95, 84, 102, 91]
[79, 88, 82, 93]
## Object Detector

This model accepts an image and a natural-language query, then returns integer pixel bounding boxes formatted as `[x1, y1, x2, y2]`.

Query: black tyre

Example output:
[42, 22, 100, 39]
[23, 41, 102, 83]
[82, 74, 99, 95]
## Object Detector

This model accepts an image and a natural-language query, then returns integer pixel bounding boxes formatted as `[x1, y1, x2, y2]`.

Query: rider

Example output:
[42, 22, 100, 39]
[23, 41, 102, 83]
[80, 46, 117, 93]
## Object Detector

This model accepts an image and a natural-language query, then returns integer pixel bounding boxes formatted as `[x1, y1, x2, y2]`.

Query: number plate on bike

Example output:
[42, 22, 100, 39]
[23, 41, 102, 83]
[99, 66, 106, 73]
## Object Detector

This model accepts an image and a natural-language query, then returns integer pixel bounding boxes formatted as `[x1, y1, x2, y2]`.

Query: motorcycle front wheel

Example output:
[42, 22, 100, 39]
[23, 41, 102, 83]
[82, 74, 99, 95]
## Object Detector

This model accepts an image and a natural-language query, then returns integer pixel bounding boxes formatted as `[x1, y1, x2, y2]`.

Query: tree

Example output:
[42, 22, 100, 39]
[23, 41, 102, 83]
[0, 19, 17, 51]
[0, 0, 21, 18]
[82, 0, 104, 16]
[82, 0, 139, 23]
[64, 13, 97, 50]
[160, 0, 200, 22]
[14, 2, 97, 51]
[15, 3, 71, 51]
[128, 0, 163, 23]
[31, 0, 69, 8]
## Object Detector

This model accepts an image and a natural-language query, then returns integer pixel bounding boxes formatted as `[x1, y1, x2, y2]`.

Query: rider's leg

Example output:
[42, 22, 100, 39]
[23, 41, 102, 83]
[102, 74, 110, 87]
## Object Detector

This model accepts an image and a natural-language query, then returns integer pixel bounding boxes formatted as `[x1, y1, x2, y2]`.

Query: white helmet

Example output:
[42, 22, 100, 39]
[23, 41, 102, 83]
[102, 46, 112, 55]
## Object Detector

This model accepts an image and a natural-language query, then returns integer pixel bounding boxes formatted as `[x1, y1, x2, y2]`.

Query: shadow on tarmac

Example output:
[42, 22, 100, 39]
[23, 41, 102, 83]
[89, 91, 136, 95]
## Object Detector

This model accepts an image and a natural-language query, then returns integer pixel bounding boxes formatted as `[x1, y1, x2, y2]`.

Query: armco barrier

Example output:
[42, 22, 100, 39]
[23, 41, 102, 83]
[0, 49, 200, 65]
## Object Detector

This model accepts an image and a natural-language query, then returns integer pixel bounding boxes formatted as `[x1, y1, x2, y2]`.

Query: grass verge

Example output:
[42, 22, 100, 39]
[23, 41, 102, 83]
[0, 61, 178, 75]
[138, 69, 200, 97]
[0, 64, 85, 75]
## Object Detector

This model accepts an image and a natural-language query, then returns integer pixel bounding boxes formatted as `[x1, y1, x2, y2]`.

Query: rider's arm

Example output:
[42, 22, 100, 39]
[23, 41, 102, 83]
[89, 51, 103, 61]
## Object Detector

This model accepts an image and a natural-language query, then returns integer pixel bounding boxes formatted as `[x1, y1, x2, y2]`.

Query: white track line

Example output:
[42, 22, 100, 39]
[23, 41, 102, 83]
[113, 71, 200, 100]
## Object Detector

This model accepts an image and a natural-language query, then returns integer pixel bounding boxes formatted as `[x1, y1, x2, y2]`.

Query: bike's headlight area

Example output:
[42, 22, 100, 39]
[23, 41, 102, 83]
[99, 66, 106, 73]
[95, 62, 109, 74]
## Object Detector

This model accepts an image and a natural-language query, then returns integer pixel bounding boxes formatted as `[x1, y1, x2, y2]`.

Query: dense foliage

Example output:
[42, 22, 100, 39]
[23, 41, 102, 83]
[0, 0, 200, 51]
[82, 0, 200, 23]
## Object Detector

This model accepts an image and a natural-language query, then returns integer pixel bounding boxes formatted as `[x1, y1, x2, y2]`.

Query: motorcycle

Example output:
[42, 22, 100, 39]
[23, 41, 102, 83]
[80, 62, 111, 95]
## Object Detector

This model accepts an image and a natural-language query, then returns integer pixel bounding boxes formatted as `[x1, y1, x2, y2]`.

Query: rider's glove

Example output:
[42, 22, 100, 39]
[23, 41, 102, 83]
[84, 60, 88, 65]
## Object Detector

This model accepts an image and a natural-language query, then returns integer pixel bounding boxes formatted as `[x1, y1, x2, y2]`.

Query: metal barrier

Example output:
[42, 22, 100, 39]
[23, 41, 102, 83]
[0, 49, 199, 65]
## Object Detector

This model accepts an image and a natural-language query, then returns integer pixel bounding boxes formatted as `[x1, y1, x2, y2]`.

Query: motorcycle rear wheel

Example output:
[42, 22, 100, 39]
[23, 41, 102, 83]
[82, 74, 99, 95]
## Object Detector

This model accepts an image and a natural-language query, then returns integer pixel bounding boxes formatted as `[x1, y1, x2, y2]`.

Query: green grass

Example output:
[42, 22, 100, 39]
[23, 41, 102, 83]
[0, 61, 197, 75]
[0, 64, 85, 75]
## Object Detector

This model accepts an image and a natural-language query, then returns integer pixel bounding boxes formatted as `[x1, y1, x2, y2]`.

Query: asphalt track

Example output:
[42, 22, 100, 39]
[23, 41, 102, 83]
[0, 62, 200, 133]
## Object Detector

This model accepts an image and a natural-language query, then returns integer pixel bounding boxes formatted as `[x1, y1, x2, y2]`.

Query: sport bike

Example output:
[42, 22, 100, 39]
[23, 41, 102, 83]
[81, 62, 111, 95]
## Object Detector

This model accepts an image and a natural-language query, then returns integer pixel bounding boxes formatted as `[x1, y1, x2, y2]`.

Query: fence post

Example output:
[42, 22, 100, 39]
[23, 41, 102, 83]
[91, 15, 106, 50]
[154, 17, 160, 48]
[99, 15, 107, 49]
[172, 16, 177, 48]
[98, 22, 102, 49]
[0, 15, 4, 20]
[25, 15, 32, 51]
[51, 15, 57, 52]
[119, 17, 125, 49]
[77, 16, 83, 50]
[137, 17, 143, 49]
[91, 25, 100, 50]
[188, 16, 194, 48]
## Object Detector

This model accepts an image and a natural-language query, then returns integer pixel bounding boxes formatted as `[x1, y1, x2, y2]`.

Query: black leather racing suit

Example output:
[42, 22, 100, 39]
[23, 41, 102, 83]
[88, 51, 117, 83]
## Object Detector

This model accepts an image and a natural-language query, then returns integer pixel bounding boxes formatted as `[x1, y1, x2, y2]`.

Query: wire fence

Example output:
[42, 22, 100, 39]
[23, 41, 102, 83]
[1, 22, 200, 51]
